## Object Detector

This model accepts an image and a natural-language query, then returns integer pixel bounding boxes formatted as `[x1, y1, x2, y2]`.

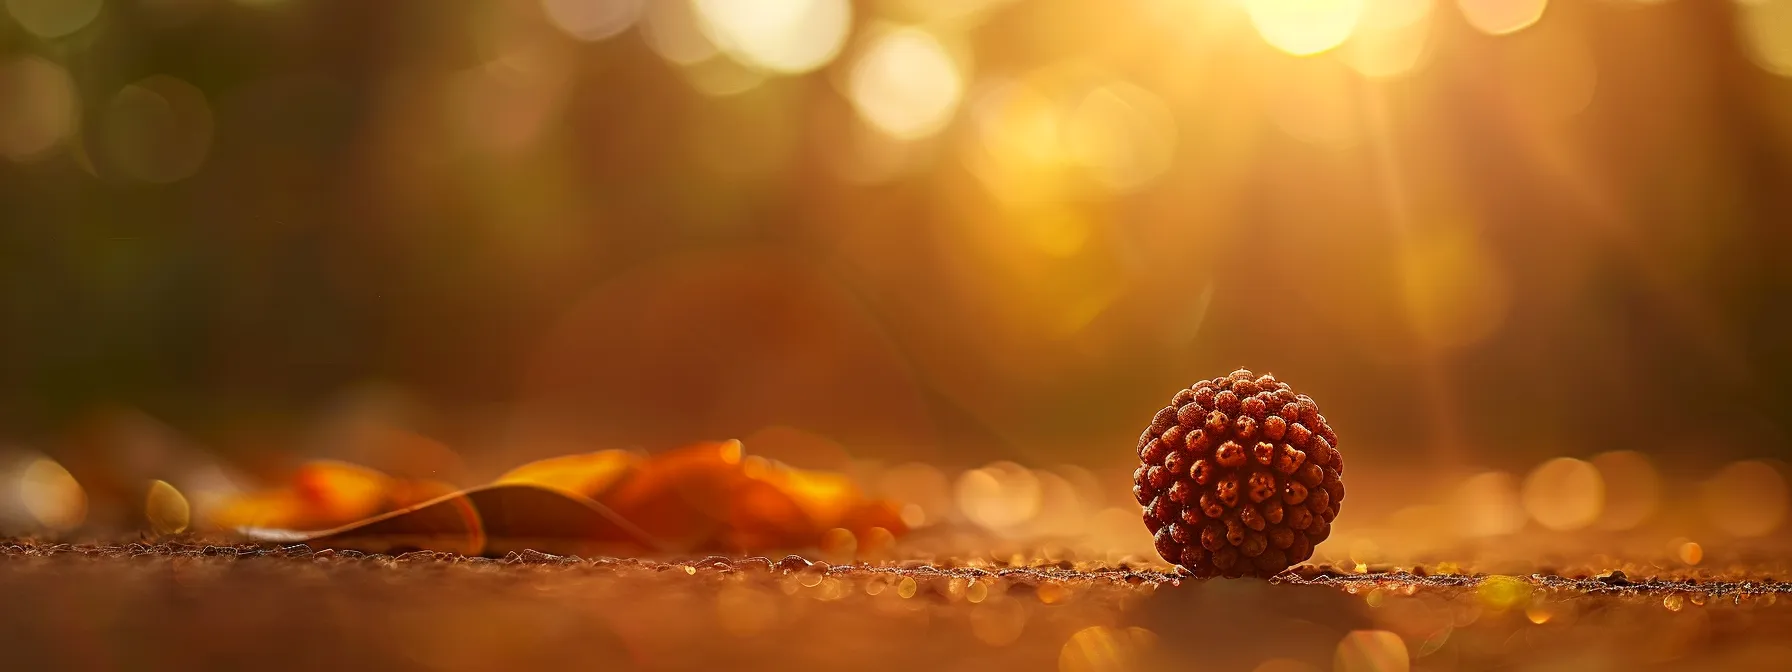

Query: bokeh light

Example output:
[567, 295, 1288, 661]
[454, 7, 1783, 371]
[875, 463, 951, 528]
[5, 0, 102, 39]
[965, 71, 1176, 207]
[1590, 450, 1660, 530]
[1457, 0, 1547, 36]
[1026, 469, 1089, 537]
[1674, 539, 1702, 565]
[1058, 626, 1157, 672]
[1341, 0, 1435, 79]
[444, 51, 572, 157]
[681, 56, 768, 97]
[18, 457, 86, 531]
[964, 77, 1076, 204]
[1737, 0, 1792, 77]
[957, 462, 1043, 531]
[969, 595, 1028, 646]
[1262, 56, 1364, 149]
[1333, 630, 1409, 672]
[640, 0, 720, 65]
[1520, 457, 1603, 531]
[1700, 460, 1788, 537]
[100, 75, 215, 184]
[541, 0, 643, 42]
[692, 0, 851, 74]
[1454, 471, 1525, 536]
[0, 56, 77, 163]
[1397, 226, 1512, 351]
[848, 27, 965, 140]
[1494, 16, 1598, 125]
[1063, 81, 1177, 191]
[1245, 0, 1366, 56]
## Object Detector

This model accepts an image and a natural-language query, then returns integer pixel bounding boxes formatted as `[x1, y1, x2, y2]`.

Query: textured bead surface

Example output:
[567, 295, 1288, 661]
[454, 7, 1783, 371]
[1134, 369, 1344, 578]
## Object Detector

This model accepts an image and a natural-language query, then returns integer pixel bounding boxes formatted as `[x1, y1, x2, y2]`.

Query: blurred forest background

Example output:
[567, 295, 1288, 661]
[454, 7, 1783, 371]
[2, 0, 1792, 538]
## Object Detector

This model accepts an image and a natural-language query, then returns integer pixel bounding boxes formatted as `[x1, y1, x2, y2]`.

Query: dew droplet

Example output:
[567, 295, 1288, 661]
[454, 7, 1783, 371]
[775, 554, 812, 573]
[817, 577, 845, 601]
[797, 562, 827, 588]
[819, 527, 857, 565]
[1689, 593, 1708, 607]
[1663, 594, 1685, 612]
[897, 576, 918, 599]
[967, 579, 989, 603]
[145, 480, 190, 535]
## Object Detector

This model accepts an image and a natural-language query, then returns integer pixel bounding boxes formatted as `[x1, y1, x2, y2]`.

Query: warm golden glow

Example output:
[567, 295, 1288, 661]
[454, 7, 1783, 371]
[19, 458, 86, 531]
[1591, 450, 1660, 530]
[956, 462, 1043, 531]
[494, 449, 638, 497]
[1457, 0, 1547, 36]
[541, 0, 643, 42]
[5, 0, 102, 39]
[1263, 56, 1364, 149]
[715, 585, 780, 636]
[1059, 626, 1157, 672]
[1254, 659, 1323, 672]
[1701, 460, 1788, 537]
[1398, 227, 1512, 351]
[817, 526, 857, 563]
[848, 27, 964, 140]
[876, 463, 951, 528]
[101, 75, 215, 184]
[1341, 0, 1434, 79]
[1245, 0, 1365, 56]
[1063, 82, 1177, 191]
[1333, 630, 1410, 672]
[1521, 457, 1604, 531]
[641, 0, 720, 66]
[146, 479, 191, 535]
[692, 0, 851, 74]
[0, 56, 77, 163]
[680, 56, 767, 97]
[969, 596, 1028, 646]
[1675, 540, 1703, 565]
[1737, 0, 1792, 77]
[1454, 472, 1525, 537]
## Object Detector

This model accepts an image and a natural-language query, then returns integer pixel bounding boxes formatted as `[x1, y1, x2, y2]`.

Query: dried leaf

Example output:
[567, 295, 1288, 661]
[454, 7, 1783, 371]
[211, 461, 405, 531]
[145, 479, 190, 535]
[256, 484, 663, 556]
[597, 440, 748, 551]
[493, 450, 638, 498]
[231, 438, 909, 556]
[290, 460, 393, 523]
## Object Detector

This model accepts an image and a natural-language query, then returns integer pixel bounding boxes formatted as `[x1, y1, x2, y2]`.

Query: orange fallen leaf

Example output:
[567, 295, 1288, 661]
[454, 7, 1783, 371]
[213, 461, 429, 532]
[292, 460, 391, 520]
[264, 484, 662, 556]
[493, 450, 638, 499]
[236, 438, 909, 557]
[597, 440, 750, 550]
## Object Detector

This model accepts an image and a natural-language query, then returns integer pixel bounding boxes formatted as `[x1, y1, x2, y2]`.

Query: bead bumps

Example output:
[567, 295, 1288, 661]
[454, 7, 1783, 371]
[1133, 369, 1344, 578]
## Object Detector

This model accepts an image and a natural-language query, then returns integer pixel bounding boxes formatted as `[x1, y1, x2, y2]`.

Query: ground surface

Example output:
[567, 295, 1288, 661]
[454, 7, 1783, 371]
[4, 541, 1791, 671]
